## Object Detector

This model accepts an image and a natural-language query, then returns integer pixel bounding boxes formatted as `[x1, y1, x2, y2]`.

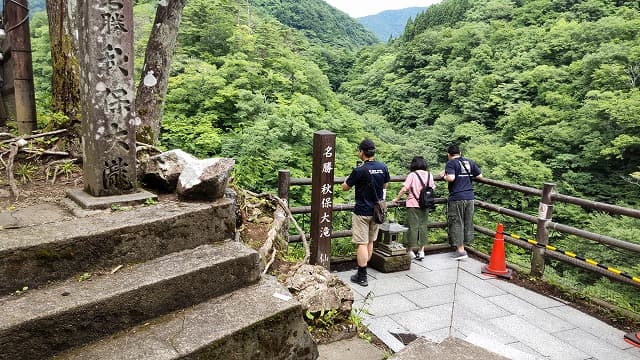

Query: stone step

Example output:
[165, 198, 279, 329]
[0, 199, 235, 294]
[54, 276, 318, 360]
[0, 241, 261, 360]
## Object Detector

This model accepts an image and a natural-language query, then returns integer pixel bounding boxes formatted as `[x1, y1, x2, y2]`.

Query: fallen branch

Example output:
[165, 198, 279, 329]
[110, 265, 124, 274]
[45, 158, 79, 184]
[47, 158, 79, 166]
[0, 129, 68, 144]
[262, 249, 277, 275]
[136, 141, 163, 154]
[272, 195, 310, 265]
[21, 148, 70, 156]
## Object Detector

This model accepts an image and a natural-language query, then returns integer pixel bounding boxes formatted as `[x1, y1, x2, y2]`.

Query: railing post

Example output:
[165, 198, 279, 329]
[310, 130, 336, 270]
[278, 170, 290, 205]
[531, 182, 555, 277]
[278, 170, 291, 246]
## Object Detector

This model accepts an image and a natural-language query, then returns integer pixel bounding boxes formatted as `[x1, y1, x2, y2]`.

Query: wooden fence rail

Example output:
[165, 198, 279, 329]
[278, 169, 640, 289]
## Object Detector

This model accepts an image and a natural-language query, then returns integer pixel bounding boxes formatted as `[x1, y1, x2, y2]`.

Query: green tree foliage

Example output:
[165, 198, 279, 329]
[249, 0, 379, 90]
[404, 0, 471, 41]
[342, 0, 640, 206]
[160, 0, 378, 193]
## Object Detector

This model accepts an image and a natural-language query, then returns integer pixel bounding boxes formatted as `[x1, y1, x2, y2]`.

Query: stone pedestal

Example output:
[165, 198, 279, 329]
[369, 250, 411, 273]
[67, 189, 157, 210]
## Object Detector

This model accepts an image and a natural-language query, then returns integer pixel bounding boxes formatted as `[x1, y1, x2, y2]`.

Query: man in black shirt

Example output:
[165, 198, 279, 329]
[342, 139, 390, 286]
[439, 144, 482, 260]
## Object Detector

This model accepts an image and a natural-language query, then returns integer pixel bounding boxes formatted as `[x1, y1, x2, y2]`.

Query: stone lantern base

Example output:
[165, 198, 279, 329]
[369, 250, 411, 273]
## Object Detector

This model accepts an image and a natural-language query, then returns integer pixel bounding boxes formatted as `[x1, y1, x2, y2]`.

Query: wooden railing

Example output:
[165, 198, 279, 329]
[278, 170, 640, 289]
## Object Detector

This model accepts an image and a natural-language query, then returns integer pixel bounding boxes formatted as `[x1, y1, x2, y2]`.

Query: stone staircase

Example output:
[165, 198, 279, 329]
[0, 197, 317, 359]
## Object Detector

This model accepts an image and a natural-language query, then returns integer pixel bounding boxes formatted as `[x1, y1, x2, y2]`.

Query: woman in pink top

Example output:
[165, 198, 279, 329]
[393, 156, 436, 260]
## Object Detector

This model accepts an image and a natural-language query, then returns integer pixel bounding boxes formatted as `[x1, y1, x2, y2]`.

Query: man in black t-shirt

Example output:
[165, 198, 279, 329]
[439, 144, 482, 260]
[342, 139, 390, 286]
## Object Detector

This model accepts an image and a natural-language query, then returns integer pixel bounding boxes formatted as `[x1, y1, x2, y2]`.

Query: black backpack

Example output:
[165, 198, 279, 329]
[411, 172, 435, 210]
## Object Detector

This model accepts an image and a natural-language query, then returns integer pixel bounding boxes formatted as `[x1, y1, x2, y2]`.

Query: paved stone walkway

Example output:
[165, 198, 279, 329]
[335, 252, 640, 360]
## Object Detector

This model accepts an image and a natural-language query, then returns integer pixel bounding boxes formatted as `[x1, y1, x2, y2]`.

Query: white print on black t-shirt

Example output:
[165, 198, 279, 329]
[459, 161, 472, 177]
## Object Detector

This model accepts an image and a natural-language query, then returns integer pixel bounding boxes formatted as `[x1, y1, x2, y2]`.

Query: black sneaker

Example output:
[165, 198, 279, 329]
[350, 273, 368, 287]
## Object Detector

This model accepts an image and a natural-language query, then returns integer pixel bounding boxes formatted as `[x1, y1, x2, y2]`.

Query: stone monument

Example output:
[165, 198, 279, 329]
[68, 0, 155, 208]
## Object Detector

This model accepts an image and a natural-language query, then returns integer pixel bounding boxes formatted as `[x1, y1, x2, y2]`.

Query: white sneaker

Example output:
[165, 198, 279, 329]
[417, 251, 425, 261]
[409, 251, 416, 259]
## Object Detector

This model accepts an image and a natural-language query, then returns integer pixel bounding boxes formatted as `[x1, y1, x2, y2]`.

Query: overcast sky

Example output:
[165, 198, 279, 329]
[324, 0, 441, 18]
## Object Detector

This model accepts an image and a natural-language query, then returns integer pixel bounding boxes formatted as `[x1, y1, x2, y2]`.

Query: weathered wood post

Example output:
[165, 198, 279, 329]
[277, 169, 291, 247]
[77, 0, 137, 196]
[310, 130, 335, 270]
[278, 170, 290, 205]
[5, 0, 37, 134]
[531, 182, 555, 277]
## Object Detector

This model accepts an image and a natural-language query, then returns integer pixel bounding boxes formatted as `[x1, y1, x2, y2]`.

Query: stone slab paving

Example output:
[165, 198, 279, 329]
[452, 304, 518, 344]
[546, 304, 634, 351]
[408, 267, 459, 287]
[455, 286, 512, 320]
[364, 316, 407, 353]
[456, 270, 507, 297]
[362, 293, 420, 317]
[490, 314, 589, 360]
[402, 284, 455, 308]
[506, 341, 546, 359]
[554, 328, 640, 360]
[390, 303, 454, 334]
[341, 252, 640, 360]
[487, 277, 568, 309]
[488, 294, 575, 333]
[419, 326, 454, 343]
[465, 332, 540, 360]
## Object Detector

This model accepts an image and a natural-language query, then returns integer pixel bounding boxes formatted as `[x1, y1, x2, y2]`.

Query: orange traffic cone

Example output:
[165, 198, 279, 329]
[481, 223, 513, 279]
[624, 332, 640, 348]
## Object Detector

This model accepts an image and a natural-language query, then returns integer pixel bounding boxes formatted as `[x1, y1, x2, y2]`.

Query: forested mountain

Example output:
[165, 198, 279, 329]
[250, 0, 379, 49]
[358, 7, 428, 42]
[249, 0, 379, 89]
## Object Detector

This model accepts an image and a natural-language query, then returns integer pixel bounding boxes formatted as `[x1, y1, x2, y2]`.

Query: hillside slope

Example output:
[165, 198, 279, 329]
[250, 0, 379, 50]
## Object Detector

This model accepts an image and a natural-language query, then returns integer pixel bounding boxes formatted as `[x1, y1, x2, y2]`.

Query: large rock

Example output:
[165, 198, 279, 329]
[284, 264, 354, 314]
[177, 157, 235, 201]
[141, 149, 196, 192]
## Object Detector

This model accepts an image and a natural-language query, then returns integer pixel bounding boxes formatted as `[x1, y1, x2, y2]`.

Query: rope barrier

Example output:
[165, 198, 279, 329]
[501, 228, 640, 284]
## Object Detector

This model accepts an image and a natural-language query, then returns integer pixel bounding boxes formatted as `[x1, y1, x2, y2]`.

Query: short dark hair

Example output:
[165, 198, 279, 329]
[359, 139, 376, 157]
[410, 156, 428, 171]
[447, 144, 460, 155]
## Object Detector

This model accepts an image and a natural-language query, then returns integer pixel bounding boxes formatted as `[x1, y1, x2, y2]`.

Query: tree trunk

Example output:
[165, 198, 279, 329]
[45, 0, 81, 127]
[135, 0, 188, 145]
